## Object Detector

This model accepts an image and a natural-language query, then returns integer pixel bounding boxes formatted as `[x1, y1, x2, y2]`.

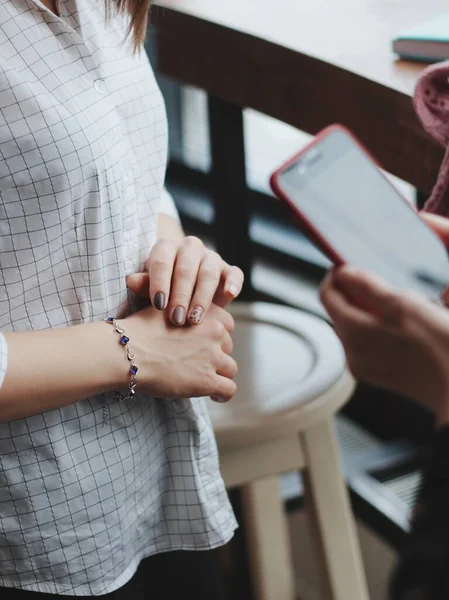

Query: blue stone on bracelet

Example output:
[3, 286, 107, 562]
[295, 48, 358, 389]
[107, 316, 114, 323]
[130, 365, 138, 375]
[120, 335, 129, 345]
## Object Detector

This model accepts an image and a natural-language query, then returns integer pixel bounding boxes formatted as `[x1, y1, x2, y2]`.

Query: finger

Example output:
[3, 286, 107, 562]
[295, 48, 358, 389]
[126, 272, 150, 298]
[148, 239, 178, 310]
[320, 271, 375, 331]
[420, 212, 449, 247]
[221, 331, 233, 356]
[212, 306, 235, 333]
[214, 265, 245, 308]
[210, 376, 237, 403]
[334, 266, 447, 331]
[187, 251, 222, 325]
[169, 237, 205, 326]
[216, 354, 238, 380]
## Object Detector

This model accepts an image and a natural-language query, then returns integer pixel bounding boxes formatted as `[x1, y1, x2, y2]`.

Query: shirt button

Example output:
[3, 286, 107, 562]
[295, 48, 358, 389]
[94, 79, 107, 95]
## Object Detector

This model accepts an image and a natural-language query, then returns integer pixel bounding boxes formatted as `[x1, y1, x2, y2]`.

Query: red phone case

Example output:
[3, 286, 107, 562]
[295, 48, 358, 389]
[269, 123, 417, 267]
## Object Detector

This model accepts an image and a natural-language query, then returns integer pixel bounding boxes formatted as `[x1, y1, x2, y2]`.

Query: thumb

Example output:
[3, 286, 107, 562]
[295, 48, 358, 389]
[333, 266, 405, 324]
[421, 212, 449, 248]
[126, 272, 150, 298]
[334, 266, 436, 328]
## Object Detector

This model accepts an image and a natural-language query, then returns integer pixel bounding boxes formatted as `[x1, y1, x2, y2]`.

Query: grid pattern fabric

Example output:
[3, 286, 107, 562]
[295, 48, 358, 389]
[0, 333, 6, 388]
[0, 0, 236, 595]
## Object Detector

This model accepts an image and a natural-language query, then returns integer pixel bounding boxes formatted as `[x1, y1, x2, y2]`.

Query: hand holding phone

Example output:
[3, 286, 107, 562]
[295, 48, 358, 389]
[270, 125, 449, 302]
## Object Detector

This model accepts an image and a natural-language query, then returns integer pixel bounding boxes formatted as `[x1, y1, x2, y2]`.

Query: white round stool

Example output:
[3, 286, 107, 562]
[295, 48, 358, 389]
[209, 303, 369, 600]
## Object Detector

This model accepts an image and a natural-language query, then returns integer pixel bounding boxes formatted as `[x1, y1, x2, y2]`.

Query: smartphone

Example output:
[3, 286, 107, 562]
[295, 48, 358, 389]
[270, 124, 449, 301]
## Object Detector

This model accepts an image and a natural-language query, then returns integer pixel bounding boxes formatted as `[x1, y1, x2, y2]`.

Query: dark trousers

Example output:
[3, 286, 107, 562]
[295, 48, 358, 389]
[390, 427, 449, 599]
[1, 550, 225, 600]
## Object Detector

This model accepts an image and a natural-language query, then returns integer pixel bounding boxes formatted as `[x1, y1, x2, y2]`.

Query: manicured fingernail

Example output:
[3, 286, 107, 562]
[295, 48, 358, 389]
[189, 306, 204, 325]
[211, 396, 228, 403]
[154, 292, 165, 310]
[227, 284, 238, 297]
[172, 306, 186, 326]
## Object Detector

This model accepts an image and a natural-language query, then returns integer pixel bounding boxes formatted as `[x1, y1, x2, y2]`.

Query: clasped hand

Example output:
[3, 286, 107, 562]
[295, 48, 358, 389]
[124, 236, 243, 403]
[127, 236, 244, 325]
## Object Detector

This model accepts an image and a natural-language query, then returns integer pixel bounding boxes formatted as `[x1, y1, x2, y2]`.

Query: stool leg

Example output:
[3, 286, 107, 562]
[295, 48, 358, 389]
[241, 475, 296, 600]
[301, 418, 369, 600]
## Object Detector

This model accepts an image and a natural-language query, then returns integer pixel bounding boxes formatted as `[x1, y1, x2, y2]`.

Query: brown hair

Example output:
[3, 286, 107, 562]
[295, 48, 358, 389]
[111, 0, 151, 51]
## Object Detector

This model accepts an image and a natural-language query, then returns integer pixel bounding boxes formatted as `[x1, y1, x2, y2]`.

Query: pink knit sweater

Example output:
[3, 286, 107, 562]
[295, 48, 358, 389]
[415, 62, 449, 214]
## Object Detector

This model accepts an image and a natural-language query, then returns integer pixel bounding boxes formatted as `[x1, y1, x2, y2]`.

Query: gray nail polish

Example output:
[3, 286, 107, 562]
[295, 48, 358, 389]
[154, 292, 165, 310]
[172, 306, 186, 325]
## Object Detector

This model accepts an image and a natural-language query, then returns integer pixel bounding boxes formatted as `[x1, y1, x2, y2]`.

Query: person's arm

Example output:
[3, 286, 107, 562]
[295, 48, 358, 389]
[318, 213, 449, 600]
[0, 188, 240, 422]
[0, 300, 237, 422]
[0, 321, 128, 421]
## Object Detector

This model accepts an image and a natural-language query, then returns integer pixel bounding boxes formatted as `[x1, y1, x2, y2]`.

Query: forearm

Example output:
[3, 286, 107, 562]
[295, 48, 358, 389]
[1, 322, 127, 421]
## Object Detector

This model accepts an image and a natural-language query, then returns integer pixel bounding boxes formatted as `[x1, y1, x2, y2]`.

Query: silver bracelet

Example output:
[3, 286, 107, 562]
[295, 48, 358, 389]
[105, 316, 138, 401]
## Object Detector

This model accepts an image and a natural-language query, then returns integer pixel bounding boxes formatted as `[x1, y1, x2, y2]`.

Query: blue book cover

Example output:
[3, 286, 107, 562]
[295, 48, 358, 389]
[393, 12, 449, 62]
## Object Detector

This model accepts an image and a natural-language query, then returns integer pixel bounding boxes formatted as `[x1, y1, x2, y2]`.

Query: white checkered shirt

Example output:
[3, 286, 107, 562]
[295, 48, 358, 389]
[0, 0, 236, 594]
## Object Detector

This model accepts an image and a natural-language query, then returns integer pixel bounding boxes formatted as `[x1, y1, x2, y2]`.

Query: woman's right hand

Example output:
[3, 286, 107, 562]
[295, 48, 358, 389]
[124, 304, 237, 402]
[320, 266, 449, 424]
[318, 212, 449, 426]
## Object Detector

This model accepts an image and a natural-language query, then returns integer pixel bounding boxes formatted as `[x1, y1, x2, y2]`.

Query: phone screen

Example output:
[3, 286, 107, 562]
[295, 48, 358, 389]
[275, 128, 449, 301]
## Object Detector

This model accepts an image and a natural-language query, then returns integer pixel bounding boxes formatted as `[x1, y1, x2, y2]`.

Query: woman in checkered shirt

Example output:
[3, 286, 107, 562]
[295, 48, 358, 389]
[0, 0, 243, 598]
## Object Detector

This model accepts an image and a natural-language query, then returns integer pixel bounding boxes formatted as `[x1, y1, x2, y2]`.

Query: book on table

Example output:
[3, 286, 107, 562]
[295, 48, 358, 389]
[393, 12, 449, 62]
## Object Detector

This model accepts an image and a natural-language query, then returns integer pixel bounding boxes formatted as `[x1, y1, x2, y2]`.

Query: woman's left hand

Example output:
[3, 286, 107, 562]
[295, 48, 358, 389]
[126, 236, 244, 326]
